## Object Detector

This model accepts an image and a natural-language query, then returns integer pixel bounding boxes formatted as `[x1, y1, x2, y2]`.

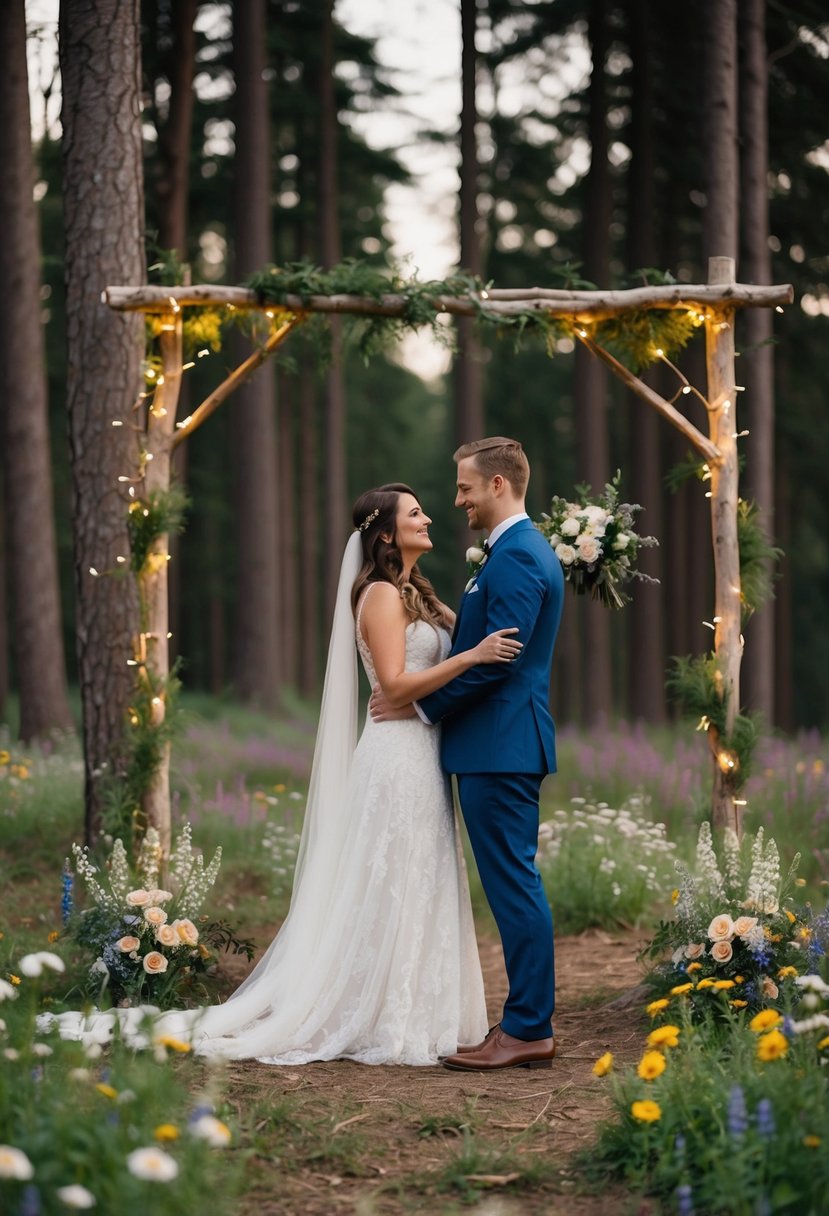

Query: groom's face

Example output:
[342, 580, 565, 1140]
[455, 457, 496, 532]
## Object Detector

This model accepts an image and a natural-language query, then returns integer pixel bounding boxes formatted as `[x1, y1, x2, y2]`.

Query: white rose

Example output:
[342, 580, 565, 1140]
[465, 546, 485, 564]
[146, 889, 173, 905]
[126, 889, 151, 907]
[685, 942, 706, 959]
[761, 975, 779, 999]
[732, 915, 759, 938]
[707, 913, 735, 942]
[142, 951, 169, 975]
[548, 534, 561, 548]
[710, 940, 733, 964]
[555, 544, 577, 567]
[155, 924, 179, 948]
[561, 518, 581, 537]
[576, 536, 602, 563]
[0, 980, 18, 1002]
[613, 533, 630, 551]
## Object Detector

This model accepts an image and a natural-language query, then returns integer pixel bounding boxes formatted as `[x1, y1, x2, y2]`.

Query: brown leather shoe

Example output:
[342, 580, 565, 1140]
[452, 1025, 499, 1055]
[442, 1027, 555, 1071]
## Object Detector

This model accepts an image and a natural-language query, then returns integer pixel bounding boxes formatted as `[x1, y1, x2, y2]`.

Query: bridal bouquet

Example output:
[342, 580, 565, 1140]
[534, 472, 658, 609]
[67, 824, 230, 1008]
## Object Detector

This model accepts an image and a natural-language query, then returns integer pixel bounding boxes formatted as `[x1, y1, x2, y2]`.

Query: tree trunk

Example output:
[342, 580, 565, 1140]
[0, 0, 74, 742]
[277, 372, 299, 688]
[154, 0, 197, 260]
[625, 0, 665, 723]
[703, 0, 739, 261]
[319, 0, 347, 629]
[0, 493, 8, 722]
[454, 0, 485, 453]
[60, 0, 145, 841]
[230, 0, 281, 708]
[738, 0, 775, 724]
[575, 0, 613, 725]
[298, 364, 319, 697]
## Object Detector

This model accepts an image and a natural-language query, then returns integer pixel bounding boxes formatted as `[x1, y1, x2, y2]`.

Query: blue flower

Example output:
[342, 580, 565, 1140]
[727, 1085, 748, 1140]
[676, 1183, 694, 1216]
[755, 1097, 775, 1139]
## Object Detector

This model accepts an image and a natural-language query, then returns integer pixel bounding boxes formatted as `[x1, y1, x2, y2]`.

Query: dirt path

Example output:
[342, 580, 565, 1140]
[222, 929, 653, 1216]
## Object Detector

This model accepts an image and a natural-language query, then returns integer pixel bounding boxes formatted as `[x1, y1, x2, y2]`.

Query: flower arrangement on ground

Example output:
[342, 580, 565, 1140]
[68, 824, 231, 1008]
[644, 822, 824, 1018]
[534, 471, 658, 608]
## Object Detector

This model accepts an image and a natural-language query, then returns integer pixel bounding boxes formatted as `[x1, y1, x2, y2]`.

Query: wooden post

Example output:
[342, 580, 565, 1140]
[705, 256, 743, 835]
[139, 312, 183, 860]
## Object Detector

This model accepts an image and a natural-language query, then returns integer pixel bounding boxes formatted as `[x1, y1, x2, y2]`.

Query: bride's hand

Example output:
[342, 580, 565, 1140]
[472, 627, 522, 664]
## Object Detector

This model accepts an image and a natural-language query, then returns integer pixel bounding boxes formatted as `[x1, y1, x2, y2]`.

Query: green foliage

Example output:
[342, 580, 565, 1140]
[667, 655, 761, 789]
[592, 308, 702, 373]
[127, 486, 190, 576]
[738, 498, 784, 620]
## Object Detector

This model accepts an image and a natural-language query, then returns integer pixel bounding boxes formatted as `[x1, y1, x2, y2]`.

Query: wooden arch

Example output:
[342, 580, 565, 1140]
[105, 256, 793, 858]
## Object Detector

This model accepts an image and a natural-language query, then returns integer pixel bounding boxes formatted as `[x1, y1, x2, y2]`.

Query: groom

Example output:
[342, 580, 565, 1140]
[372, 437, 564, 1070]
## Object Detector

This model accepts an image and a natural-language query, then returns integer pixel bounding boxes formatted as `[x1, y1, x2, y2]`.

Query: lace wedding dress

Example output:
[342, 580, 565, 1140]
[44, 547, 488, 1066]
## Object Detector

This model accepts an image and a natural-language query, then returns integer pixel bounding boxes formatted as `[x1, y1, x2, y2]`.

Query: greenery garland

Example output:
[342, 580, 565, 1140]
[667, 654, 760, 792]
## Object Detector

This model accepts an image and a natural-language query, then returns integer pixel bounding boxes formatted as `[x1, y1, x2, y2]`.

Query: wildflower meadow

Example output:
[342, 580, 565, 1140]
[2, 702, 829, 1214]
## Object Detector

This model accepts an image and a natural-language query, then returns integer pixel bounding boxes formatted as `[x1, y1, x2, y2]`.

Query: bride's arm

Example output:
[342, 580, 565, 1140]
[361, 583, 520, 710]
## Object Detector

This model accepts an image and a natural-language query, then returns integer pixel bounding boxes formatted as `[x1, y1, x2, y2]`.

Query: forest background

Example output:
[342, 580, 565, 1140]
[3, 0, 829, 762]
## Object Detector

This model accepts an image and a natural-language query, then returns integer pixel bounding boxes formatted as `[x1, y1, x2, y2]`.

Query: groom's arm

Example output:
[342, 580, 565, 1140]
[417, 545, 547, 723]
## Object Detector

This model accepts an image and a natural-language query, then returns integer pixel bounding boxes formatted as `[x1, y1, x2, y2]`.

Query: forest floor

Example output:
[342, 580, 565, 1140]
[218, 927, 657, 1216]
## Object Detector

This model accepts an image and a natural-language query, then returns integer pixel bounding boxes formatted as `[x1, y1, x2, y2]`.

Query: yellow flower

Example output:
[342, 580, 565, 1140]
[0, 750, 9, 765]
[803, 1135, 821, 1149]
[686, 962, 703, 974]
[730, 999, 748, 1009]
[816, 1036, 829, 1051]
[638, 1051, 667, 1081]
[273, 783, 287, 793]
[10, 765, 29, 780]
[785, 910, 796, 924]
[631, 1100, 662, 1123]
[8, 976, 20, 986]
[646, 998, 670, 1017]
[670, 983, 694, 996]
[798, 927, 812, 942]
[47, 931, 60, 944]
[713, 980, 735, 990]
[696, 978, 716, 990]
[670, 889, 679, 905]
[592, 1052, 613, 1077]
[154, 1124, 180, 1142]
[646, 1025, 680, 1050]
[777, 966, 798, 979]
[749, 1009, 783, 1033]
[154, 1035, 191, 1054]
[95, 1083, 118, 1099]
[756, 1029, 788, 1061]
[734, 975, 744, 983]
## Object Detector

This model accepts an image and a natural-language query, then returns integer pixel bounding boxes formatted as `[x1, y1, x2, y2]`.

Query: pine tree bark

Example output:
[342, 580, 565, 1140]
[625, 0, 665, 723]
[230, 0, 281, 707]
[0, 494, 8, 721]
[60, 0, 145, 839]
[0, 0, 74, 741]
[703, 0, 739, 260]
[575, 0, 613, 724]
[318, 0, 348, 629]
[738, 0, 775, 723]
[454, 0, 485, 453]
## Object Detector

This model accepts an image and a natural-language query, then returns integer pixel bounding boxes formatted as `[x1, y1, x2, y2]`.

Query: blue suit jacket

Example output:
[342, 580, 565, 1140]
[419, 519, 564, 775]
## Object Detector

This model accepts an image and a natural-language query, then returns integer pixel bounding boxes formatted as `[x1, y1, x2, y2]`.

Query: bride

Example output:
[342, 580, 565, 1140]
[47, 483, 521, 1065]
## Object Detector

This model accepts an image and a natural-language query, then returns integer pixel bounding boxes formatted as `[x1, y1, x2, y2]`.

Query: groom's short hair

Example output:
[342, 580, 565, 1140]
[454, 437, 529, 496]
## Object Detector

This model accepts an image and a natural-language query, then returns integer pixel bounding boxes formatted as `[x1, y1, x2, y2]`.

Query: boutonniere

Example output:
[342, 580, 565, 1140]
[464, 543, 488, 591]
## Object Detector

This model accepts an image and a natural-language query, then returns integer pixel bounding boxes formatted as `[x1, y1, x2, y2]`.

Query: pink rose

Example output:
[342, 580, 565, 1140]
[143, 906, 168, 928]
[142, 951, 169, 975]
[707, 914, 735, 942]
[117, 936, 141, 954]
[126, 889, 151, 907]
[172, 918, 199, 946]
[732, 916, 758, 938]
[155, 924, 178, 948]
[710, 940, 733, 964]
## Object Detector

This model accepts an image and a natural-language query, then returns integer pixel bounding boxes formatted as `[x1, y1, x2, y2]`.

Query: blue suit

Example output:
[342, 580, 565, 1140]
[419, 518, 563, 1040]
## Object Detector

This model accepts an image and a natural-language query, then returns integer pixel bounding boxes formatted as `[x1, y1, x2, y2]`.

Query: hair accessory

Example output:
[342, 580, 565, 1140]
[359, 507, 380, 532]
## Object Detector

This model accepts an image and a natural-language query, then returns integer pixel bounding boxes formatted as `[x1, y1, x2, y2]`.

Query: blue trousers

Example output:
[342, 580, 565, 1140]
[456, 772, 555, 1040]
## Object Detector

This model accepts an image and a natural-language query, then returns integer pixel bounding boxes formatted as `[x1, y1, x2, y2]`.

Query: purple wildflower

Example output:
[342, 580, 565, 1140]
[676, 1183, 694, 1216]
[727, 1085, 748, 1140]
[755, 1098, 775, 1139]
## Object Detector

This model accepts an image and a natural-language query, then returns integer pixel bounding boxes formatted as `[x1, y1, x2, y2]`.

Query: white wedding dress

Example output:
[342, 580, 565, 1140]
[44, 549, 488, 1066]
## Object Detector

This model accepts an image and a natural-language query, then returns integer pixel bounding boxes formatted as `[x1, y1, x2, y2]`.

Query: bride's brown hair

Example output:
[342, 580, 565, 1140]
[351, 484, 451, 628]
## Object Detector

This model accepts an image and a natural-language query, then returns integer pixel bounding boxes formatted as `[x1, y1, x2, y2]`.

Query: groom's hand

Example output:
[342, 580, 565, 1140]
[369, 684, 416, 721]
